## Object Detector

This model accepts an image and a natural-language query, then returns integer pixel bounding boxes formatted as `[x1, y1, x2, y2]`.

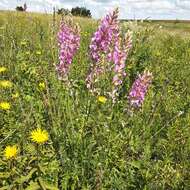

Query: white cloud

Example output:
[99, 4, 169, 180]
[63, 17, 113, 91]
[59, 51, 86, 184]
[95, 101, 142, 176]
[0, 0, 190, 19]
[176, 0, 190, 9]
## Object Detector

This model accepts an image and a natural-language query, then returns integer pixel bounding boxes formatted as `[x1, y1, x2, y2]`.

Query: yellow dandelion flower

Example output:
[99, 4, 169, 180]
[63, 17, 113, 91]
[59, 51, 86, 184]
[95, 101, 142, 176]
[38, 82, 45, 90]
[0, 102, 11, 110]
[98, 96, 107, 104]
[4, 145, 18, 159]
[0, 80, 13, 88]
[12, 92, 19, 99]
[30, 128, 48, 144]
[0, 67, 7, 73]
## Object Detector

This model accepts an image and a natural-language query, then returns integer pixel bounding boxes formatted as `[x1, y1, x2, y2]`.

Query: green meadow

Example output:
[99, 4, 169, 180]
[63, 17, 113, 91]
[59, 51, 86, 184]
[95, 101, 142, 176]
[0, 11, 190, 189]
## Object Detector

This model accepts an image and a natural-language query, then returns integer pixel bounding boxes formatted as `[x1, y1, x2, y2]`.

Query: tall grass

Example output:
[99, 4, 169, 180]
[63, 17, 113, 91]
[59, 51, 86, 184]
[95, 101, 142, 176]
[0, 11, 190, 189]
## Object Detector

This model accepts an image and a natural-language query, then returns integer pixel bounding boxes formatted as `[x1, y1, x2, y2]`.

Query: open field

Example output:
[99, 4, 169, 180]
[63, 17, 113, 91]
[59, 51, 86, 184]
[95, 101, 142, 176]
[121, 19, 190, 37]
[140, 20, 190, 37]
[0, 11, 190, 189]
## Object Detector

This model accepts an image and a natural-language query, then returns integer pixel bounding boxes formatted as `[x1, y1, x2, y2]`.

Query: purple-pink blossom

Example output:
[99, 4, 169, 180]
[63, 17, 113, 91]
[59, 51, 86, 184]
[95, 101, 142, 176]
[56, 19, 80, 80]
[111, 31, 133, 102]
[128, 70, 153, 108]
[86, 8, 133, 100]
[89, 8, 119, 63]
[86, 8, 120, 94]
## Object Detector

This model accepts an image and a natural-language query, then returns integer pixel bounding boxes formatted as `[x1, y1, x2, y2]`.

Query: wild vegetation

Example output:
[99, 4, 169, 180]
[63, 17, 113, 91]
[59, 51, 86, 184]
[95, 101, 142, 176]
[57, 7, 91, 18]
[71, 7, 91, 18]
[15, 3, 27, 12]
[0, 9, 190, 190]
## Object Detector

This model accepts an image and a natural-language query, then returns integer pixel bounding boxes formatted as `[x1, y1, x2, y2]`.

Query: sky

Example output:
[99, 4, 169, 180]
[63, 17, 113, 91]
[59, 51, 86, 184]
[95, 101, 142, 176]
[0, 0, 190, 20]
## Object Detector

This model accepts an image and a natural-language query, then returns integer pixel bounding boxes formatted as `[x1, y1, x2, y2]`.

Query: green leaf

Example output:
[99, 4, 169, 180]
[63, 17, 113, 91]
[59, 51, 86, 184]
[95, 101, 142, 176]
[0, 185, 14, 190]
[15, 168, 37, 184]
[129, 161, 141, 169]
[25, 144, 36, 154]
[38, 164, 46, 175]
[38, 177, 58, 190]
[0, 172, 11, 178]
[25, 181, 41, 190]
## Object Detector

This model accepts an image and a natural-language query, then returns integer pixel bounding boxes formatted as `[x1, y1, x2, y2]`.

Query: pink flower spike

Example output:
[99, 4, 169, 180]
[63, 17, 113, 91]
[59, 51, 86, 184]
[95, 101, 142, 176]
[56, 18, 80, 80]
[128, 70, 153, 108]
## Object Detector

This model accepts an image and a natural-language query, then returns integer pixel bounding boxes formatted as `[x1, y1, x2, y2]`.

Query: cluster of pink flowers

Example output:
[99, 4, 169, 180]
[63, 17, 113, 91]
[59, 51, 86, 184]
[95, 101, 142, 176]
[86, 8, 133, 102]
[56, 19, 80, 80]
[128, 70, 153, 108]
[86, 8, 119, 94]
[56, 9, 153, 108]
[89, 8, 119, 62]
[110, 31, 133, 102]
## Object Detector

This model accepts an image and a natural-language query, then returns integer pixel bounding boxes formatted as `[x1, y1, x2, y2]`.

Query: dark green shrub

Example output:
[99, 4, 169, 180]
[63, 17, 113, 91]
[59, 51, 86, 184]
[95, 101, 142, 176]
[16, 6, 24, 12]
[71, 7, 91, 18]
[57, 8, 70, 15]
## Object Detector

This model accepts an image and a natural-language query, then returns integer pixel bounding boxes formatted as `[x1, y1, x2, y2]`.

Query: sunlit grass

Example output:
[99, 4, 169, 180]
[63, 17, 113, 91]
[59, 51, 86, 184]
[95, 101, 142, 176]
[0, 10, 190, 189]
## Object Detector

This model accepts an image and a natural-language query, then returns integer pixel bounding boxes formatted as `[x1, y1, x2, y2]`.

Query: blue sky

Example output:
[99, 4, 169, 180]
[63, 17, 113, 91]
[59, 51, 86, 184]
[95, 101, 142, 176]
[0, 0, 190, 19]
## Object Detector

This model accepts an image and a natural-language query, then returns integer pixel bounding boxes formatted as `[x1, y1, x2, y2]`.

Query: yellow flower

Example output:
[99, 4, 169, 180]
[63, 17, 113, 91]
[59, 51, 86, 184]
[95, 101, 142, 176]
[0, 80, 13, 88]
[21, 41, 27, 46]
[98, 96, 107, 104]
[36, 51, 42, 55]
[0, 102, 11, 110]
[4, 145, 18, 159]
[12, 92, 19, 99]
[38, 82, 45, 90]
[30, 128, 48, 144]
[0, 67, 7, 73]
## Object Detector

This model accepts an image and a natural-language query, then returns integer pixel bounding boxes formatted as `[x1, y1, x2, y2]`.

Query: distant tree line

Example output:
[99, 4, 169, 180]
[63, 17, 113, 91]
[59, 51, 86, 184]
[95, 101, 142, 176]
[57, 8, 70, 16]
[57, 7, 91, 18]
[15, 4, 91, 18]
[71, 7, 91, 17]
[16, 3, 27, 12]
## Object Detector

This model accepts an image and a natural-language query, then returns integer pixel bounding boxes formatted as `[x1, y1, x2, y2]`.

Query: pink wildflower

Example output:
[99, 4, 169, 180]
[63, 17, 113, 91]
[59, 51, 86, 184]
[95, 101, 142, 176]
[86, 8, 133, 101]
[56, 19, 80, 80]
[111, 31, 133, 102]
[86, 8, 120, 94]
[89, 8, 119, 62]
[128, 70, 153, 108]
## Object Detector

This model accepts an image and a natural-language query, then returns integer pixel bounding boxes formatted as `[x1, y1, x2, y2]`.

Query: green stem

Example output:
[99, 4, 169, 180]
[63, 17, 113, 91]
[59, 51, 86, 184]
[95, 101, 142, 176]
[36, 144, 41, 176]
